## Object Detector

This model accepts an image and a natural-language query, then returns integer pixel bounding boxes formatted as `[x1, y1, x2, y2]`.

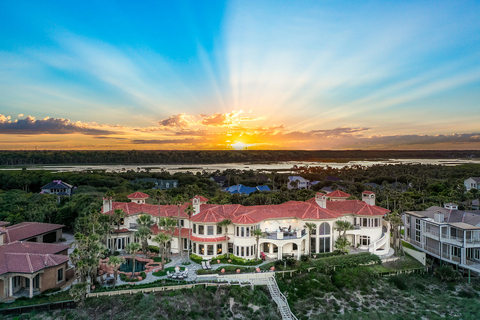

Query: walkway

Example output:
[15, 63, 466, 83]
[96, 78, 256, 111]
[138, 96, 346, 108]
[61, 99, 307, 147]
[266, 276, 298, 320]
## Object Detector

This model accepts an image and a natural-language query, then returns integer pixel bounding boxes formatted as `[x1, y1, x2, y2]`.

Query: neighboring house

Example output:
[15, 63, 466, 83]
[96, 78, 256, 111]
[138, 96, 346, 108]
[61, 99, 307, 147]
[403, 204, 480, 276]
[363, 183, 382, 190]
[102, 191, 390, 260]
[223, 184, 271, 195]
[131, 178, 178, 190]
[320, 186, 346, 193]
[473, 199, 479, 210]
[0, 221, 72, 300]
[40, 181, 75, 202]
[288, 176, 311, 189]
[465, 177, 480, 191]
[326, 176, 342, 182]
[210, 176, 227, 188]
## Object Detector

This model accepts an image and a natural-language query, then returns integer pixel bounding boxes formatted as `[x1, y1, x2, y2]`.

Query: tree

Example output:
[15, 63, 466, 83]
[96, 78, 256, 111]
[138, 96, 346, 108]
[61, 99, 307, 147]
[290, 179, 299, 190]
[184, 204, 195, 254]
[112, 209, 125, 233]
[70, 282, 88, 307]
[152, 233, 171, 270]
[107, 255, 125, 289]
[158, 217, 177, 260]
[253, 228, 263, 261]
[385, 211, 404, 256]
[125, 242, 141, 276]
[304, 222, 317, 255]
[218, 219, 232, 258]
[173, 195, 184, 256]
[335, 220, 354, 240]
[135, 214, 155, 254]
[334, 237, 351, 254]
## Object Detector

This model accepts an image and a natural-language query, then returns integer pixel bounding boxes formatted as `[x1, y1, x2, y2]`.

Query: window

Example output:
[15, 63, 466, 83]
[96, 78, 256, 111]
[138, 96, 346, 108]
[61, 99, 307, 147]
[451, 228, 457, 238]
[217, 225, 222, 235]
[293, 243, 298, 250]
[415, 230, 421, 243]
[199, 225, 204, 235]
[236, 227, 239, 236]
[236, 246, 239, 256]
[353, 217, 357, 226]
[246, 247, 249, 256]
[207, 245, 214, 256]
[193, 224, 197, 234]
[452, 246, 461, 257]
[360, 235, 370, 246]
[217, 244, 222, 254]
[263, 243, 269, 252]
[246, 227, 250, 237]
[363, 218, 368, 227]
[319, 223, 330, 235]
[319, 237, 330, 253]
[374, 218, 379, 227]
[241, 227, 245, 237]
[199, 244, 205, 255]
[310, 237, 316, 252]
[120, 218, 124, 225]
[241, 247, 245, 257]
[180, 220, 184, 227]
[228, 243, 233, 253]
[57, 268, 64, 282]
[193, 243, 197, 254]
[207, 226, 214, 235]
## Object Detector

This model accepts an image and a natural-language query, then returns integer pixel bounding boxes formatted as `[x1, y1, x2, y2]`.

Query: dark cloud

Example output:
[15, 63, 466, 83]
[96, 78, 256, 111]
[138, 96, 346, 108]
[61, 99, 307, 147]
[311, 127, 371, 137]
[351, 133, 480, 147]
[132, 138, 199, 144]
[0, 115, 115, 135]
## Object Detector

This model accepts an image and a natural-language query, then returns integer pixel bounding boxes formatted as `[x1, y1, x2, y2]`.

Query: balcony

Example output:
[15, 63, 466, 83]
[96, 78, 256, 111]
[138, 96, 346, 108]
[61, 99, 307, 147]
[424, 229, 440, 239]
[424, 245, 440, 256]
[129, 223, 138, 229]
[263, 229, 306, 240]
[441, 235, 464, 245]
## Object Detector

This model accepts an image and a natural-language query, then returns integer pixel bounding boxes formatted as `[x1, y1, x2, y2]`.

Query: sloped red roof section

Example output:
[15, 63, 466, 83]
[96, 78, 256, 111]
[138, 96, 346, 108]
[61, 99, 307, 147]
[192, 195, 209, 202]
[127, 192, 150, 199]
[4, 222, 64, 244]
[191, 209, 225, 223]
[326, 190, 351, 198]
[190, 235, 227, 242]
[232, 214, 259, 224]
[362, 191, 375, 195]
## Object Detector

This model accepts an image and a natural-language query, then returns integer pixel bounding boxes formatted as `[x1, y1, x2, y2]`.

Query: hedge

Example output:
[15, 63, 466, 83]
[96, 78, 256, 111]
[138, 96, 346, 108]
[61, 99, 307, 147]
[312, 252, 381, 272]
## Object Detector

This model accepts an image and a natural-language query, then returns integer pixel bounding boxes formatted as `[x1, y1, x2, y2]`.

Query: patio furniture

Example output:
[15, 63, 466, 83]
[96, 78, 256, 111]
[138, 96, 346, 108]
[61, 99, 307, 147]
[206, 260, 212, 269]
[201, 261, 208, 270]
[167, 271, 172, 278]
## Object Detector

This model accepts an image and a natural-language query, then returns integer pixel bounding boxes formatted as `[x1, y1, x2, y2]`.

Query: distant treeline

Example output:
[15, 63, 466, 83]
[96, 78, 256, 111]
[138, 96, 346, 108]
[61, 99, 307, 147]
[0, 150, 479, 166]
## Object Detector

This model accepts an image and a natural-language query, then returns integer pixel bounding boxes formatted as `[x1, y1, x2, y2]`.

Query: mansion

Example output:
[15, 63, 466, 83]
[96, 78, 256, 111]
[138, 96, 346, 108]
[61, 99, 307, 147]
[103, 190, 390, 260]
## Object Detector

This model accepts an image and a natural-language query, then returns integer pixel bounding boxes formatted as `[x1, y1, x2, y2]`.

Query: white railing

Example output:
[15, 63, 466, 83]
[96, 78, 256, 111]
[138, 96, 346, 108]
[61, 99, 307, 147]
[267, 277, 298, 320]
[368, 233, 387, 253]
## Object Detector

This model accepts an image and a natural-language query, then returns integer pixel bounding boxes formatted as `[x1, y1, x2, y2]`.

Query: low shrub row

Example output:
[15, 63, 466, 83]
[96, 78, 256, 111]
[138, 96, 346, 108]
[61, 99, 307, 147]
[312, 252, 381, 271]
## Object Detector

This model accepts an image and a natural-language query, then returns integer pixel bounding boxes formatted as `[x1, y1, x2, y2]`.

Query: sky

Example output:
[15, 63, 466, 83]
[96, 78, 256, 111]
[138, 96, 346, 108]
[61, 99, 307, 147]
[0, 0, 480, 150]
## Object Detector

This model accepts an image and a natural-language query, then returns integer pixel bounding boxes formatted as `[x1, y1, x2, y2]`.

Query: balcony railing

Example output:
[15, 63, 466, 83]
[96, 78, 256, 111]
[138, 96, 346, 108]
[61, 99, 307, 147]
[424, 229, 440, 237]
[262, 229, 306, 240]
[129, 223, 138, 229]
[424, 245, 440, 256]
[441, 235, 464, 243]
[466, 238, 480, 244]
[451, 256, 461, 263]
[442, 251, 450, 259]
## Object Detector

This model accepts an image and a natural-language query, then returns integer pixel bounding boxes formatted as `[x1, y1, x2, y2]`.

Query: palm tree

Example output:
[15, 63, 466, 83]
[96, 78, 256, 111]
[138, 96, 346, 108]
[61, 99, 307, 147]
[184, 204, 195, 254]
[173, 195, 184, 256]
[107, 255, 125, 289]
[158, 217, 177, 260]
[335, 220, 354, 240]
[152, 233, 171, 270]
[218, 219, 232, 258]
[385, 211, 404, 256]
[136, 214, 155, 254]
[125, 242, 141, 276]
[253, 228, 263, 261]
[304, 222, 317, 255]
[113, 209, 125, 232]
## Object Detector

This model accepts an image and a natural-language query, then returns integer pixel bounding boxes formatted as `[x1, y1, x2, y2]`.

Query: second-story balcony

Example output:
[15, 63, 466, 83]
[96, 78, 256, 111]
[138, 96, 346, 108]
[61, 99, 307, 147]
[424, 229, 440, 239]
[129, 223, 138, 229]
[262, 229, 306, 240]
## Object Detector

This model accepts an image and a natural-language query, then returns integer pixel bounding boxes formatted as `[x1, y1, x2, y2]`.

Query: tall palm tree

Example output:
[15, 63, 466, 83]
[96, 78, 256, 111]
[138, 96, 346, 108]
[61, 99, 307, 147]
[184, 204, 195, 254]
[125, 242, 141, 275]
[107, 255, 125, 289]
[136, 214, 155, 253]
[113, 209, 125, 232]
[304, 222, 317, 255]
[173, 195, 184, 256]
[385, 211, 404, 256]
[335, 220, 354, 240]
[218, 219, 232, 258]
[152, 233, 171, 270]
[158, 217, 177, 260]
[253, 228, 263, 261]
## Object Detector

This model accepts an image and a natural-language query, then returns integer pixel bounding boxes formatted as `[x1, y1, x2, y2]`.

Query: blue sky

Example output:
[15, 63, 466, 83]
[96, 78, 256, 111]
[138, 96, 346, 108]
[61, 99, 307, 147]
[0, 0, 479, 150]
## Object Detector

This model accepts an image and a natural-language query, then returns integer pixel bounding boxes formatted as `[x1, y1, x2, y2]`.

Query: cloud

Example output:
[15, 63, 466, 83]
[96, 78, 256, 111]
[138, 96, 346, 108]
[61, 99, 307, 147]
[0, 114, 115, 135]
[132, 138, 199, 145]
[157, 113, 194, 129]
[200, 110, 245, 126]
[17, 114, 24, 118]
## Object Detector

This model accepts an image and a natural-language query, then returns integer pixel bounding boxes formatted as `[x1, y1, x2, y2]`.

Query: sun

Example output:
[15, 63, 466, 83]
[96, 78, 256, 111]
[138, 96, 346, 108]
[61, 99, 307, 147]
[231, 142, 249, 150]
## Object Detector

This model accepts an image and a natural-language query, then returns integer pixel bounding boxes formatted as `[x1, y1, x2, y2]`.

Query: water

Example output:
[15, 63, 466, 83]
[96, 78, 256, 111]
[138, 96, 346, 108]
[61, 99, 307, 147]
[2, 158, 479, 173]
[118, 258, 146, 273]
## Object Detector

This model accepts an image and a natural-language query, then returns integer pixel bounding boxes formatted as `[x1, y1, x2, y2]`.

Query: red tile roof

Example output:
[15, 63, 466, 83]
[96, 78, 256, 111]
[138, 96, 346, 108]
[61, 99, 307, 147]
[192, 195, 209, 202]
[0, 221, 10, 227]
[127, 192, 150, 199]
[4, 222, 64, 244]
[190, 236, 227, 242]
[113, 228, 130, 233]
[0, 241, 69, 276]
[326, 190, 351, 198]
[191, 209, 226, 223]
[325, 200, 388, 216]
[362, 191, 375, 195]
[232, 214, 259, 224]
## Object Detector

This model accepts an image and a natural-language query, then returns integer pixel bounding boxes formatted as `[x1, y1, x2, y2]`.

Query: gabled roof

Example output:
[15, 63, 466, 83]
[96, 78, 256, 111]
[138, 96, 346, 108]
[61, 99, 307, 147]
[326, 190, 351, 198]
[192, 195, 209, 202]
[4, 222, 64, 244]
[0, 221, 10, 227]
[325, 200, 388, 216]
[232, 214, 259, 224]
[127, 192, 150, 199]
[41, 180, 73, 190]
[362, 191, 375, 195]
[467, 177, 480, 182]
[0, 241, 69, 276]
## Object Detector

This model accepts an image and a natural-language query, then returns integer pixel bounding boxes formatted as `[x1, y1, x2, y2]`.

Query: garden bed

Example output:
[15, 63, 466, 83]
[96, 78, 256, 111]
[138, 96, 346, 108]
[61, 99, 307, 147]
[153, 266, 186, 277]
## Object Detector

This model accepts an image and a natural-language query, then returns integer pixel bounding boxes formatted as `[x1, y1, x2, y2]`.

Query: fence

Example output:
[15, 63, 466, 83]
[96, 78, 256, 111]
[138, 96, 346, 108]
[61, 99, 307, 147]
[0, 300, 76, 316]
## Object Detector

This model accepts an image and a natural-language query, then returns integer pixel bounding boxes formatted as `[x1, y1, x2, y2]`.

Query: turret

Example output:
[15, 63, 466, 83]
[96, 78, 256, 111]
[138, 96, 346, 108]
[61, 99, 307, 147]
[191, 195, 209, 215]
[315, 193, 327, 209]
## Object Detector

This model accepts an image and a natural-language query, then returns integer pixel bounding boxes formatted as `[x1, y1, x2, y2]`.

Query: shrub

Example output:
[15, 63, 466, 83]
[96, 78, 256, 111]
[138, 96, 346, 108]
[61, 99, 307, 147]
[190, 254, 203, 264]
[140, 271, 147, 279]
[42, 287, 61, 295]
[388, 275, 408, 290]
[113, 251, 120, 256]
[458, 290, 478, 299]
[58, 237, 66, 242]
[148, 245, 159, 253]
[286, 258, 299, 268]
[313, 252, 381, 272]
[300, 254, 311, 263]
[434, 265, 462, 282]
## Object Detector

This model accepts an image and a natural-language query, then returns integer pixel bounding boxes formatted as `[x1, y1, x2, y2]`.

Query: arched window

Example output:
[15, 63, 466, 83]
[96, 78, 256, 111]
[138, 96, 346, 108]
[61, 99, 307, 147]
[319, 222, 330, 236]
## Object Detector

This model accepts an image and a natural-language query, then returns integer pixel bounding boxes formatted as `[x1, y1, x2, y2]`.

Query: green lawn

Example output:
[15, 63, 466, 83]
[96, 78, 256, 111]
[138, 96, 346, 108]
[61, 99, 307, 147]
[0, 291, 72, 309]
[153, 266, 186, 277]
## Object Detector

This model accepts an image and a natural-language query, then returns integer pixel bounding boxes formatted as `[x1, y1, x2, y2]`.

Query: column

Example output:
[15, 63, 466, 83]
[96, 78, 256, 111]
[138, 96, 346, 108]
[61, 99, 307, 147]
[9, 277, 13, 297]
[278, 245, 283, 260]
[29, 276, 33, 298]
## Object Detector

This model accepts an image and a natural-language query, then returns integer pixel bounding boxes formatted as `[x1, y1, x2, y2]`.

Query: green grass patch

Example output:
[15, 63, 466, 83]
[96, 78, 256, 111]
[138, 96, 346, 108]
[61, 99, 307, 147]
[0, 291, 72, 309]
[402, 241, 420, 252]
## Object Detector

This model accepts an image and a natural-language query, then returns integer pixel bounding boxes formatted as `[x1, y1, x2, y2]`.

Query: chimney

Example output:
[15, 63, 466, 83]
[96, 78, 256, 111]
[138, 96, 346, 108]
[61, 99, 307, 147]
[315, 193, 327, 209]
[103, 197, 112, 213]
[362, 191, 376, 206]
[434, 211, 444, 223]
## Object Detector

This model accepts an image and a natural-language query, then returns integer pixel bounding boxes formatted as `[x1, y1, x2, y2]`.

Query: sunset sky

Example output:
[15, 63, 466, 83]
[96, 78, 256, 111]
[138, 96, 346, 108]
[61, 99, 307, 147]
[1, 0, 480, 150]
